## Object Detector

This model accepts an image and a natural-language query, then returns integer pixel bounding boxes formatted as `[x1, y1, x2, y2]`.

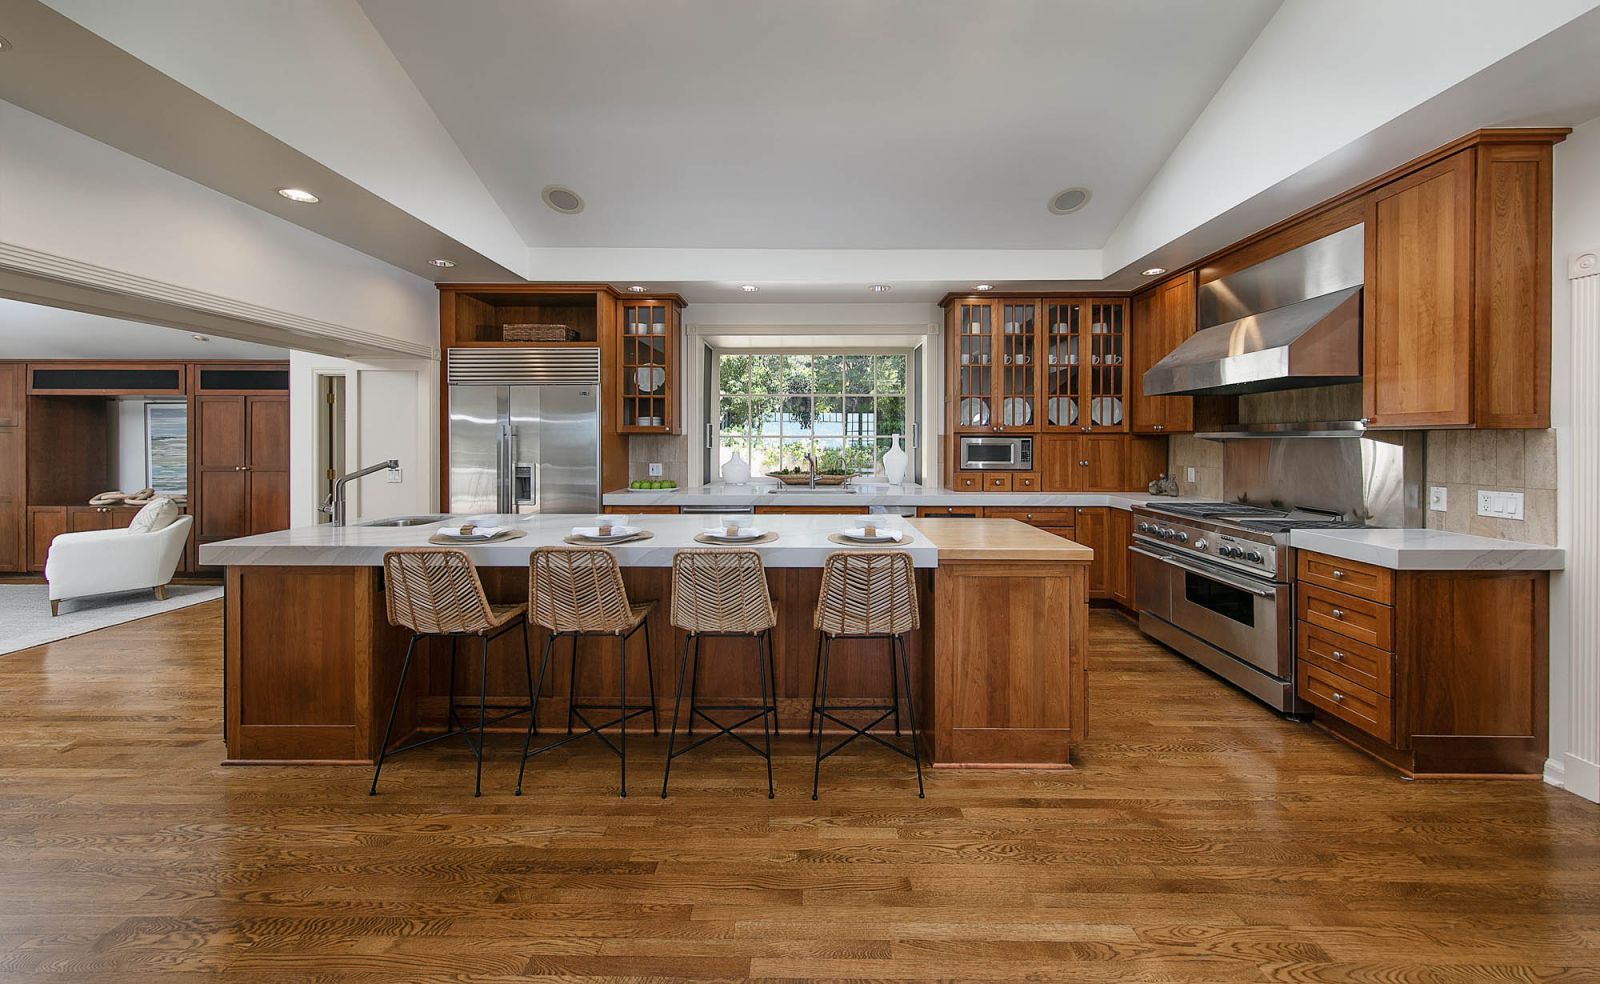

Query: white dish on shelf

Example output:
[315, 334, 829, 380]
[1001, 397, 1032, 426]
[1047, 397, 1078, 426]
[634, 366, 666, 393]
[1090, 396, 1124, 426]
[959, 397, 991, 427]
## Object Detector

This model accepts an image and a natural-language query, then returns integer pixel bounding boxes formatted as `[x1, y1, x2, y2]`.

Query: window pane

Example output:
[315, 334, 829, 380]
[812, 355, 844, 394]
[875, 396, 905, 438]
[814, 438, 846, 473]
[755, 399, 784, 435]
[783, 354, 814, 394]
[845, 438, 875, 474]
[720, 396, 752, 435]
[813, 395, 843, 437]
[873, 355, 906, 394]
[844, 396, 875, 436]
[781, 395, 813, 434]
[719, 354, 752, 395]
[780, 439, 813, 471]
[843, 355, 872, 393]
[751, 438, 784, 475]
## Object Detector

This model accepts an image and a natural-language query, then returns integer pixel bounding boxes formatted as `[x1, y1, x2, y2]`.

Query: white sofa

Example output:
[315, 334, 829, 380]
[44, 513, 194, 616]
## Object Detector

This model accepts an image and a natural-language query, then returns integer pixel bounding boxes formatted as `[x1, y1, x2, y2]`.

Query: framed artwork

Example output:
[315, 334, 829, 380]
[145, 402, 188, 495]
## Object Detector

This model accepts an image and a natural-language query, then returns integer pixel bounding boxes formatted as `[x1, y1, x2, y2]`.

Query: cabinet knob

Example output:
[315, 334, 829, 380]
[1079, 460, 1089, 467]
[1331, 650, 1345, 661]
[1331, 691, 1346, 703]
[1330, 608, 1345, 620]
[1331, 569, 1345, 579]
[1153, 424, 1165, 432]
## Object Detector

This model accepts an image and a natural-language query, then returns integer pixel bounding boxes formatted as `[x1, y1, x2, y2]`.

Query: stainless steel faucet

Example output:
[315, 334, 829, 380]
[320, 459, 400, 526]
[803, 453, 818, 489]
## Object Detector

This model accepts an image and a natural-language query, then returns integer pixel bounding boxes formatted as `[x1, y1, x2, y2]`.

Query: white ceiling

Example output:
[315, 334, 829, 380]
[0, 298, 288, 360]
[361, 0, 1281, 251]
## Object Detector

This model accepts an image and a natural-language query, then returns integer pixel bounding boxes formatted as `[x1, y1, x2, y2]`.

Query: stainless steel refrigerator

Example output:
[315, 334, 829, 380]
[447, 348, 601, 515]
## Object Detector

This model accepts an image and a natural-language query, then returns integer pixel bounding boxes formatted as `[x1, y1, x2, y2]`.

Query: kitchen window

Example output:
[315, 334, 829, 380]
[714, 353, 910, 478]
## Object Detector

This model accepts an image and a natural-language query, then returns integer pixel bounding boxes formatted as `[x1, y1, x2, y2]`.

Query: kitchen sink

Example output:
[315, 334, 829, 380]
[360, 514, 450, 527]
[761, 484, 860, 494]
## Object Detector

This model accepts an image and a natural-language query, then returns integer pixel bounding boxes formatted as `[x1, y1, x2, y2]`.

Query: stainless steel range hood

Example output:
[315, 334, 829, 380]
[1142, 224, 1364, 397]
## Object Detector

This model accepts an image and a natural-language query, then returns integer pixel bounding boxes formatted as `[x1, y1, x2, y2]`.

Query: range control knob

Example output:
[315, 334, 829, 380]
[1174, 531, 1189, 543]
[1137, 522, 1152, 534]
[1193, 539, 1208, 551]
[1222, 546, 1242, 559]
[1245, 550, 1264, 564]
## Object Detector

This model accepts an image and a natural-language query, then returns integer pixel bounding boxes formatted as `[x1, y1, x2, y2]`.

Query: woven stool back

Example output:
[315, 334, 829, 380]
[383, 548, 497, 635]
[529, 546, 637, 634]
[813, 550, 919, 637]
[669, 548, 776, 634]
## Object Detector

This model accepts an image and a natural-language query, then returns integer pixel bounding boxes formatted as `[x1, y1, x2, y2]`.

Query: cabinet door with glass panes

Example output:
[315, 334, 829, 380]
[618, 300, 680, 433]
[1041, 299, 1085, 432]
[948, 299, 996, 433]
[716, 353, 908, 482]
[1077, 299, 1129, 432]
[995, 299, 1040, 431]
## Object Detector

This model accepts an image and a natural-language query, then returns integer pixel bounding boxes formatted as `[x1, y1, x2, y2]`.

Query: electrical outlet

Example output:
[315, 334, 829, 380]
[648, 462, 663, 477]
[1476, 489, 1524, 520]
[1185, 467, 1196, 483]
[1429, 485, 1448, 511]
[386, 468, 402, 484]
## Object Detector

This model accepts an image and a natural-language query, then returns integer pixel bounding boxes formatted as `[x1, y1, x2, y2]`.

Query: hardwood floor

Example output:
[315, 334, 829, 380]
[2, 602, 1597, 982]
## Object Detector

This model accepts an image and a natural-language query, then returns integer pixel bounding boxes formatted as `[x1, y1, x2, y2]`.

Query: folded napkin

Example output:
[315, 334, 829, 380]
[572, 526, 635, 538]
[702, 526, 757, 537]
[438, 525, 506, 538]
[847, 528, 903, 540]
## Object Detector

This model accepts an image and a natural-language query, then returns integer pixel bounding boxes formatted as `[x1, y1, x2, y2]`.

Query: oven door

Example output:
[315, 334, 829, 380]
[1130, 545, 1172, 618]
[1148, 546, 1291, 679]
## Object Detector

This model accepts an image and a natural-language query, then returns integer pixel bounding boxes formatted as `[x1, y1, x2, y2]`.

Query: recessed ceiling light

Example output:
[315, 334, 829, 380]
[191, 334, 210, 342]
[627, 285, 647, 293]
[276, 187, 319, 203]
[1047, 187, 1091, 215]
[428, 258, 456, 268]
[868, 284, 892, 293]
[0, 36, 13, 51]
[974, 283, 994, 291]
[740, 284, 760, 293]
[1141, 267, 1167, 277]
[541, 185, 585, 214]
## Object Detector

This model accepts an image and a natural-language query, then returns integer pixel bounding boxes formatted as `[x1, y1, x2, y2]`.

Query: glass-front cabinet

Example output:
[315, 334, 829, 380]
[1043, 300, 1083, 431]
[949, 298, 1041, 433]
[997, 300, 1038, 431]
[950, 299, 994, 432]
[618, 298, 682, 434]
[1040, 298, 1128, 433]
[1083, 299, 1128, 432]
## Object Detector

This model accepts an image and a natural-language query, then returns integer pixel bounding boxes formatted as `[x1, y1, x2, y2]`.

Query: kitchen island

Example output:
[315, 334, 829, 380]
[202, 514, 1092, 770]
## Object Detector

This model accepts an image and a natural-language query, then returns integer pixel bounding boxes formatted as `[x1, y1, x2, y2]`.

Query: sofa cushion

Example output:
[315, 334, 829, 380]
[128, 497, 179, 533]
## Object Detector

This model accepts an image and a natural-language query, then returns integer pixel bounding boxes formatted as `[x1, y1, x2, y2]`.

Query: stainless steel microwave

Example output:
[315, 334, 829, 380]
[958, 435, 1033, 471]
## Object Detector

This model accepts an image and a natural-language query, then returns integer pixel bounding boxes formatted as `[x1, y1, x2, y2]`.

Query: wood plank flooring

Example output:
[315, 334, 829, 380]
[2, 601, 1597, 982]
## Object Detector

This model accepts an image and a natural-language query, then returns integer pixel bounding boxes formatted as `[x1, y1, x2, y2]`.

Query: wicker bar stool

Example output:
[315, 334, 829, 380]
[516, 547, 658, 797]
[659, 549, 778, 799]
[371, 548, 534, 797]
[809, 550, 924, 800]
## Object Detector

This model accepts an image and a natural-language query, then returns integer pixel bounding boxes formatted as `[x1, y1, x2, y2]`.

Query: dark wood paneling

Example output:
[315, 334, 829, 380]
[25, 395, 110, 506]
[0, 365, 23, 571]
[26, 506, 65, 572]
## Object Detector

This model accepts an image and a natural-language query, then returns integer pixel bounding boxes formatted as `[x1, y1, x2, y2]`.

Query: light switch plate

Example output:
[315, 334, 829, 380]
[648, 462, 663, 477]
[1185, 467, 1196, 483]
[386, 468, 402, 484]
[1429, 486, 1448, 511]
[1477, 489, 1524, 520]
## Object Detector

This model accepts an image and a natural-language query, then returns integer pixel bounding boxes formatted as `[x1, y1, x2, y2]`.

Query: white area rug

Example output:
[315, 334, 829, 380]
[0, 584, 222, 656]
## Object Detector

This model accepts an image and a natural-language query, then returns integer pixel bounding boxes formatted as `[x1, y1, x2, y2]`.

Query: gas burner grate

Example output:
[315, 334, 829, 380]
[1147, 501, 1287, 519]
[1236, 519, 1368, 532]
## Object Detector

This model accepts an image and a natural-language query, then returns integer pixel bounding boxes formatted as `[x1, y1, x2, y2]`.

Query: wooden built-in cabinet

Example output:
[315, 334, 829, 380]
[193, 394, 288, 549]
[1293, 550, 1548, 776]
[617, 298, 684, 435]
[0, 365, 24, 572]
[1128, 272, 1196, 434]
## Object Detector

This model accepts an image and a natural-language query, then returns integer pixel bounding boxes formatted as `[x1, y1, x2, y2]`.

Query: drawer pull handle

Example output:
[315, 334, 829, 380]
[1330, 608, 1345, 619]
[1331, 691, 1346, 702]
[1331, 650, 1345, 661]
[1332, 569, 1345, 579]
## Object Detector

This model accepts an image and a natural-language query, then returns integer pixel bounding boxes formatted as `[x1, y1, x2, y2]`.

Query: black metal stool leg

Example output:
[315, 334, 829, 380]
[520, 620, 536, 735]
[617, 633, 628, 798]
[566, 634, 578, 735]
[369, 633, 418, 795]
[687, 635, 702, 735]
[447, 636, 460, 736]
[660, 631, 692, 798]
[808, 634, 822, 737]
[756, 629, 775, 799]
[895, 634, 926, 799]
[474, 633, 490, 797]
[642, 617, 659, 735]
[516, 630, 555, 796]
[811, 635, 832, 800]
[890, 643, 902, 735]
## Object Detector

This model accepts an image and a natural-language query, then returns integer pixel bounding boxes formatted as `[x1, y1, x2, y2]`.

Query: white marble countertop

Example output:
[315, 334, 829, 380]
[606, 480, 1187, 510]
[1288, 527, 1564, 571]
[199, 513, 942, 568]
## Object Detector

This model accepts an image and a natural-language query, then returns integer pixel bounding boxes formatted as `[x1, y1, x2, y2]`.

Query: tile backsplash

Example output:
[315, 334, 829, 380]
[1425, 429, 1557, 544]
[627, 434, 690, 486]
[1166, 433, 1223, 499]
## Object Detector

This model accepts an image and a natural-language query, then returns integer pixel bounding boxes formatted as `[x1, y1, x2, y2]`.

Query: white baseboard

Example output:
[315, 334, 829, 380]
[1562, 753, 1600, 803]
[1544, 758, 1565, 787]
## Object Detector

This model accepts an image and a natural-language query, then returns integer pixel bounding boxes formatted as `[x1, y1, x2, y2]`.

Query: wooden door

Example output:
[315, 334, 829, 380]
[618, 301, 677, 433]
[0, 364, 23, 571]
[995, 299, 1039, 432]
[1107, 507, 1132, 606]
[1075, 507, 1110, 598]
[949, 299, 996, 432]
[246, 397, 290, 535]
[67, 506, 118, 532]
[1129, 273, 1195, 433]
[195, 396, 248, 540]
[1364, 151, 1474, 428]
[1081, 299, 1129, 432]
[1041, 300, 1083, 431]
[1079, 435, 1126, 492]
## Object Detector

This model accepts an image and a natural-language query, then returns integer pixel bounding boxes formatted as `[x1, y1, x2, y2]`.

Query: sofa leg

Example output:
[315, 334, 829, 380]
[153, 585, 168, 601]
[50, 600, 60, 617]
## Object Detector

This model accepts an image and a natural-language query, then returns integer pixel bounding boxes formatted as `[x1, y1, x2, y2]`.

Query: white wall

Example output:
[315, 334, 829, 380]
[1549, 115, 1600, 798]
[288, 352, 439, 526]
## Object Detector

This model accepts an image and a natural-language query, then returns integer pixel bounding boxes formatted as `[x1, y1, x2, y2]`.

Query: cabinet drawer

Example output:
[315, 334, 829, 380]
[1296, 583, 1393, 650]
[1299, 661, 1392, 743]
[1014, 473, 1041, 492]
[917, 505, 982, 518]
[1297, 551, 1393, 604]
[983, 507, 1075, 527]
[982, 473, 1014, 492]
[954, 472, 983, 492]
[1298, 622, 1392, 697]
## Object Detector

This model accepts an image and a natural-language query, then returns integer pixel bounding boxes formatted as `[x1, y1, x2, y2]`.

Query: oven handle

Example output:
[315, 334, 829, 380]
[1129, 545, 1279, 598]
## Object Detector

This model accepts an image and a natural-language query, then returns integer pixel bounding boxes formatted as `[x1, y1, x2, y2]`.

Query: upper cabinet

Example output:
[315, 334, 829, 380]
[1042, 299, 1128, 433]
[949, 298, 1037, 433]
[1128, 272, 1195, 434]
[1364, 140, 1555, 429]
[617, 297, 683, 434]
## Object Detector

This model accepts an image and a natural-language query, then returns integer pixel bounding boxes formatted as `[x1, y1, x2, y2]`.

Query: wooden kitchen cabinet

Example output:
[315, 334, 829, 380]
[947, 298, 1040, 434]
[1039, 435, 1126, 492]
[194, 394, 289, 550]
[0, 364, 23, 572]
[1107, 506, 1132, 607]
[1073, 507, 1112, 599]
[1128, 272, 1195, 434]
[26, 506, 65, 573]
[618, 298, 683, 434]
[1041, 298, 1129, 434]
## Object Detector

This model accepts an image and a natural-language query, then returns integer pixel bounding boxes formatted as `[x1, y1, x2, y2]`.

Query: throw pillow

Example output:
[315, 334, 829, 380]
[128, 497, 179, 533]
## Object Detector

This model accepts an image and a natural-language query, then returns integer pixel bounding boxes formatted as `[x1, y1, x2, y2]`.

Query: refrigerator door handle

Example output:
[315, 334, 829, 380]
[499, 419, 514, 513]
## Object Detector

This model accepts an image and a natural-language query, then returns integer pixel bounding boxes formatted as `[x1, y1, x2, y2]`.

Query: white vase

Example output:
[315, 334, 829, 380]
[881, 434, 908, 485]
[721, 450, 751, 484]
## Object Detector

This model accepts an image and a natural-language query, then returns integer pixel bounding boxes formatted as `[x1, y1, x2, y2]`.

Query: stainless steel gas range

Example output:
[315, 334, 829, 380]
[1131, 501, 1366, 714]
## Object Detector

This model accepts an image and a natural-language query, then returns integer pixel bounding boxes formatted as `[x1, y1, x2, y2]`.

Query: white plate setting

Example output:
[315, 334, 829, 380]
[839, 527, 903, 543]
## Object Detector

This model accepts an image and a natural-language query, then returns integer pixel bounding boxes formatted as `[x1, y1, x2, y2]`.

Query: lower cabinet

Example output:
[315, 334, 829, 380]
[1293, 550, 1549, 776]
[752, 506, 867, 515]
[917, 505, 983, 519]
[1107, 507, 1132, 607]
[28, 504, 192, 574]
[26, 506, 66, 572]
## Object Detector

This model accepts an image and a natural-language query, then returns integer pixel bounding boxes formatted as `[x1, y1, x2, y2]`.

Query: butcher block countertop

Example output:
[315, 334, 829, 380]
[906, 517, 1092, 562]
